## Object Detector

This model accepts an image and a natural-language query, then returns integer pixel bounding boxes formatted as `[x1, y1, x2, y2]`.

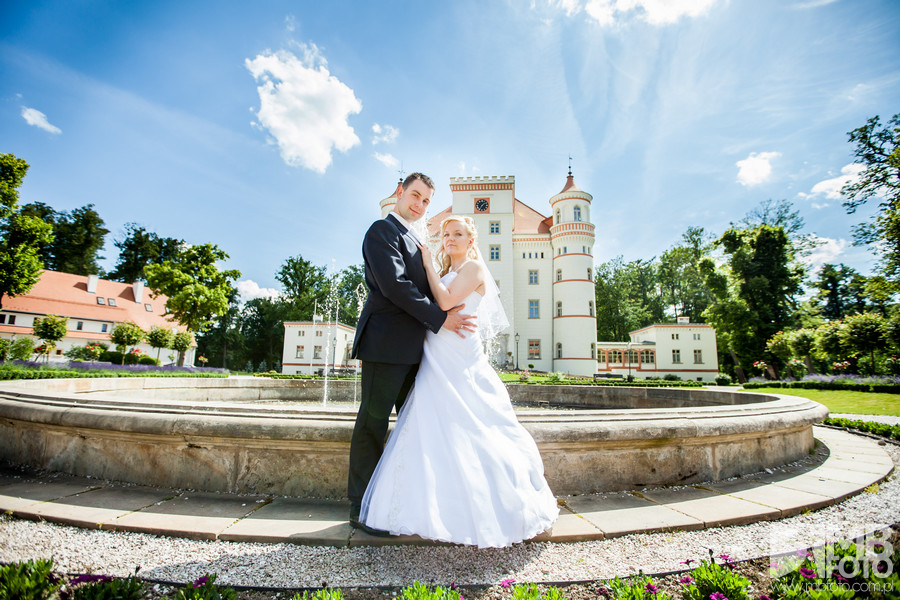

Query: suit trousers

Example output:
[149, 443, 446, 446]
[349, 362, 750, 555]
[347, 360, 419, 511]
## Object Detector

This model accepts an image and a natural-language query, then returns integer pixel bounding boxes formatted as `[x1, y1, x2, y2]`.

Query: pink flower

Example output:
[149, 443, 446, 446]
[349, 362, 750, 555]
[680, 558, 695, 566]
[710, 593, 728, 600]
[500, 579, 516, 588]
[678, 576, 694, 584]
[644, 583, 659, 594]
[799, 567, 816, 579]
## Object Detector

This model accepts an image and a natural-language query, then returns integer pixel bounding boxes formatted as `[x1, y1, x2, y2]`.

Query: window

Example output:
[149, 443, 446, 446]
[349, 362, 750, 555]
[76, 321, 83, 331]
[555, 209, 560, 224]
[574, 205, 582, 221]
[694, 349, 703, 364]
[528, 300, 540, 319]
[609, 349, 622, 364]
[541, 252, 544, 258]
[556, 269, 562, 282]
[563, 246, 567, 253]
[693, 333, 701, 340]
[671, 333, 679, 340]
[598, 349, 606, 362]
[314, 346, 322, 360]
[144, 304, 153, 311]
[490, 245, 500, 260]
[587, 268, 592, 281]
[96, 297, 106, 305]
[316, 330, 323, 337]
[0, 315, 4, 324]
[641, 351, 655, 364]
[528, 252, 532, 258]
[672, 349, 682, 363]
[528, 339, 541, 359]
[589, 301, 594, 317]
[556, 343, 562, 359]
[101, 323, 108, 333]
[556, 302, 562, 317]
[107, 298, 117, 307]
[627, 349, 639, 364]
[528, 270, 538, 285]
[7, 315, 15, 325]
[591, 343, 596, 359]
[296, 345, 304, 359]
[490, 221, 500, 234]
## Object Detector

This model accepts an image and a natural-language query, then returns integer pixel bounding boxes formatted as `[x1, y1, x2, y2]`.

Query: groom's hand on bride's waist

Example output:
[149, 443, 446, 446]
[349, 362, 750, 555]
[443, 305, 477, 338]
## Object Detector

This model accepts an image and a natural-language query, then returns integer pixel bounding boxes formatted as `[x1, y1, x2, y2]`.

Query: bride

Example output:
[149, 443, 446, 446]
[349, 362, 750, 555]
[360, 215, 558, 548]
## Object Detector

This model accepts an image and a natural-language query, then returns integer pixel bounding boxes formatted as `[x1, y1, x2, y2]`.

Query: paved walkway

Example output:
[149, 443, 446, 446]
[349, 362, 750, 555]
[0, 427, 893, 548]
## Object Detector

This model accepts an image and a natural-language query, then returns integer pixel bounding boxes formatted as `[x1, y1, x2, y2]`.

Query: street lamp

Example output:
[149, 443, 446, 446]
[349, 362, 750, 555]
[515, 333, 520, 370]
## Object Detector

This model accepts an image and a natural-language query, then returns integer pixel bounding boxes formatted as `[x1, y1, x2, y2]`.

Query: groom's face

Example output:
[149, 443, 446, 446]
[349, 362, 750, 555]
[395, 180, 433, 223]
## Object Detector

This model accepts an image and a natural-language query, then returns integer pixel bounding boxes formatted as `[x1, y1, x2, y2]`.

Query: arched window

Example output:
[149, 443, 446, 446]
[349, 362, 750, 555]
[556, 301, 562, 317]
[609, 349, 622, 364]
[556, 269, 562, 282]
[573, 205, 582, 221]
[556, 343, 563, 359]
[589, 301, 594, 317]
[598, 349, 606, 362]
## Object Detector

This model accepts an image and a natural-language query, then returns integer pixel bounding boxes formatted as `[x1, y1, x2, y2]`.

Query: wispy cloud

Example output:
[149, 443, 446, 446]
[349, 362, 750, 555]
[21, 107, 61, 134]
[553, 0, 720, 26]
[372, 123, 398, 145]
[798, 163, 864, 202]
[736, 151, 781, 186]
[246, 44, 362, 174]
[790, 0, 840, 9]
[235, 279, 281, 303]
[374, 152, 399, 168]
[801, 234, 848, 274]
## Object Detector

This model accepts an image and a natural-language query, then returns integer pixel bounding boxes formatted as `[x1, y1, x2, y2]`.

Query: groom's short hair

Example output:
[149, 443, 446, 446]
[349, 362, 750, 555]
[402, 172, 435, 191]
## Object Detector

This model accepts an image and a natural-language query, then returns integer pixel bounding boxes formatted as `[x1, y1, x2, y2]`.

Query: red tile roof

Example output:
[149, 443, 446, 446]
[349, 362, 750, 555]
[1, 271, 178, 331]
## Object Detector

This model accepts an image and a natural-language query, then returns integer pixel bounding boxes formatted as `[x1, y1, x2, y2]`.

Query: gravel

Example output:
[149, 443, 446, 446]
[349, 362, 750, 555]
[1, 434, 898, 589]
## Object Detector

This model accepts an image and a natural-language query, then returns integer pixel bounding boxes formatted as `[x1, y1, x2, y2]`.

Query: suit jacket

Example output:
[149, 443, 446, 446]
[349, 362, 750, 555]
[351, 213, 447, 364]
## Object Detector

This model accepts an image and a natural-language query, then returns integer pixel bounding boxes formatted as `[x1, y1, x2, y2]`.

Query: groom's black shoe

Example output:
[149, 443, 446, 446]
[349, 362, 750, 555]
[349, 506, 392, 537]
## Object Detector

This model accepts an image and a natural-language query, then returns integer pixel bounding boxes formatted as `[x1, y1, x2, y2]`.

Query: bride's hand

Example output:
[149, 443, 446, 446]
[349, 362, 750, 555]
[417, 243, 434, 269]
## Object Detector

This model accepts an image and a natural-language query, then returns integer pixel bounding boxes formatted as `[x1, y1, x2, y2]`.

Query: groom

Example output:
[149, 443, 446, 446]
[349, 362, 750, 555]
[348, 172, 474, 534]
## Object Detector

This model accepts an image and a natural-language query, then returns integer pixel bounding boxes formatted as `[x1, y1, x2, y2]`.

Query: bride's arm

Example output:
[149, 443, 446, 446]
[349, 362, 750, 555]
[418, 245, 483, 311]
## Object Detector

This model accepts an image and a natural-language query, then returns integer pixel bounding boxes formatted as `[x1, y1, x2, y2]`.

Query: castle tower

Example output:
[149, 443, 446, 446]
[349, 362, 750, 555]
[379, 179, 402, 218]
[550, 169, 598, 376]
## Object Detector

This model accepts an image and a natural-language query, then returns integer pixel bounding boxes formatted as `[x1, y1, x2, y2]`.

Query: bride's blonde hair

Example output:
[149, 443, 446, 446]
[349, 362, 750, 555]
[436, 215, 480, 276]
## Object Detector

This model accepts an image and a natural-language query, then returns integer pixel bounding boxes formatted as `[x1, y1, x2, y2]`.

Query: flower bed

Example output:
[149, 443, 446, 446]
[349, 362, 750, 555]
[744, 374, 900, 394]
[0, 360, 228, 380]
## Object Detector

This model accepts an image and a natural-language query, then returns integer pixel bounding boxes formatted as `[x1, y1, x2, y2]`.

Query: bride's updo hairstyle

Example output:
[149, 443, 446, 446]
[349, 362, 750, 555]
[436, 215, 479, 276]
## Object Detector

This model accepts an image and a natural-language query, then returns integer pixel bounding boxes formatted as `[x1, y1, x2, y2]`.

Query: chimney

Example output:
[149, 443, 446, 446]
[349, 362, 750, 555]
[677, 316, 690, 324]
[87, 274, 99, 294]
[133, 280, 144, 303]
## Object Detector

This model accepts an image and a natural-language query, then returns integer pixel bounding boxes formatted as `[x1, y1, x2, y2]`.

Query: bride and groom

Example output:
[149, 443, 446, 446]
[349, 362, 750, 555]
[348, 172, 558, 548]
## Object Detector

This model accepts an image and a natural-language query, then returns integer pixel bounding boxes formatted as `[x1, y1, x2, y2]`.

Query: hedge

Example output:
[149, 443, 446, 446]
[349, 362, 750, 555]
[744, 380, 900, 394]
[824, 417, 900, 442]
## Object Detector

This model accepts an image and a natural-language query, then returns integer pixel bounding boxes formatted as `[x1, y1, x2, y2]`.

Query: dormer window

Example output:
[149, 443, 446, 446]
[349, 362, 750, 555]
[107, 298, 117, 307]
[96, 297, 106, 305]
[145, 304, 153, 312]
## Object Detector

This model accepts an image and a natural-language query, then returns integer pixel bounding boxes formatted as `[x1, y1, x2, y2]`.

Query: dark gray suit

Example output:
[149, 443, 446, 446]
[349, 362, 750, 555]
[347, 213, 446, 511]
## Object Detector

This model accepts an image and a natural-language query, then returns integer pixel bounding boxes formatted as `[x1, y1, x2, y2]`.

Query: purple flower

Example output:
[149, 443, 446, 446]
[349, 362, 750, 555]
[834, 574, 848, 582]
[594, 586, 610, 597]
[644, 583, 659, 594]
[450, 583, 458, 590]
[680, 558, 695, 566]
[758, 596, 773, 600]
[717, 553, 733, 562]
[192, 575, 210, 587]
[710, 593, 729, 600]
[679, 576, 694, 584]
[799, 568, 816, 579]
[500, 578, 516, 588]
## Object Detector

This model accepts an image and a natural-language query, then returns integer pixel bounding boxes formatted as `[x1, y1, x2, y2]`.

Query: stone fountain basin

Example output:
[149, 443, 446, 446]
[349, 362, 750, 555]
[0, 377, 827, 497]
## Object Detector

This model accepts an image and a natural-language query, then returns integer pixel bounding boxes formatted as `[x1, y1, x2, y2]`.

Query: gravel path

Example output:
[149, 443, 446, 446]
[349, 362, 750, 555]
[1, 436, 898, 589]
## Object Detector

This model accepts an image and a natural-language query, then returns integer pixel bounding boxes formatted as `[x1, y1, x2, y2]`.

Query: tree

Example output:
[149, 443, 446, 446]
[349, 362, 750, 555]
[147, 325, 174, 362]
[276, 254, 329, 320]
[814, 320, 848, 366]
[240, 296, 290, 371]
[23, 204, 110, 276]
[812, 263, 857, 320]
[843, 311, 886, 374]
[109, 322, 146, 364]
[659, 226, 715, 322]
[171, 330, 193, 366]
[336, 264, 366, 325]
[841, 113, 900, 281]
[788, 328, 818, 374]
[108, 223, 183, 283]
[0, 154, 55, 308]
[32, 314, 68, 362]
[144, 243, 241, 333]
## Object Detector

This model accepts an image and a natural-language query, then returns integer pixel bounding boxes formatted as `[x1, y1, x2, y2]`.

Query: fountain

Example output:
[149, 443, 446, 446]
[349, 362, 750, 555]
[0, 377, 826, 498]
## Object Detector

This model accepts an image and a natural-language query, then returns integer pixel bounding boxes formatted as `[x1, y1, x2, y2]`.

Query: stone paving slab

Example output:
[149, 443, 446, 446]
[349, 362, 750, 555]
[113, 491, 265, 541]
[219, 497, 352, 545]
[637, 485, 781, 527]
[0, 428, 892, 546]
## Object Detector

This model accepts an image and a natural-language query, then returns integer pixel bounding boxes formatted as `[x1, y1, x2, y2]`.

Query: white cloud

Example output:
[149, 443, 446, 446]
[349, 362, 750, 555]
[372, 123, 399, 145]
[246, 45, 362, 173]
[790, 0, 839, 9]
[736, 151, 781, 187]
[801, 235, 848, 274]
[374, 152, 399, 169]
[21, 107, 61, 134]
[798, 163, 865, 202]
[570, 0, 719, 26]
[235, 279, 281, 303]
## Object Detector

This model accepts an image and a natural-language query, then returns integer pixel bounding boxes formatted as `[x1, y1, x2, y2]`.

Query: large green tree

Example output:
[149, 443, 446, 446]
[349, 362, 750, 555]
[108, 223, 183, 283]
[658, 226, 715, 322]
[841, 113, 900, 281]
[144, 243, 241, 333]
[21, 203, 109, 276]
[594, 256, 666, 341]
[276, 254, 329, 321]
[0, 154, 54, 308]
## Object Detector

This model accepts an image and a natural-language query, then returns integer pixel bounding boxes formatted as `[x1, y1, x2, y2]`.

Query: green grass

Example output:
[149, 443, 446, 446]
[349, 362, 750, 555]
[743, 386, 900, 417]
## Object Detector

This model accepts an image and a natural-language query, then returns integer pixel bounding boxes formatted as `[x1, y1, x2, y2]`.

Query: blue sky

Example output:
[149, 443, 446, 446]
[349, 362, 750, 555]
[2, 0, 898, 301]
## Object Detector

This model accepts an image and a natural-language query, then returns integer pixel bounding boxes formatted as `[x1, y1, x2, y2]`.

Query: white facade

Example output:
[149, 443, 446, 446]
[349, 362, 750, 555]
[281, 321, 358, 375]
[596, 319, 719, 382]
[417, 172, 599, 376]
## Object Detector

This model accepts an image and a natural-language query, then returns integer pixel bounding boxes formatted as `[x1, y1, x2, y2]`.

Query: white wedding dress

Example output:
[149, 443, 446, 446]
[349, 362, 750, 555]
[360, 272, 559, 548]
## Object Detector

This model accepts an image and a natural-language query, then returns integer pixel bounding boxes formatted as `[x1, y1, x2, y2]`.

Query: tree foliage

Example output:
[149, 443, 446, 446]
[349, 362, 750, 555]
[108, 223, 183, 283]
[0, 154, 54, 308]
[147, 325, 174, 361]
[144, 243, 241, 333]
[109, 322, 146, 363]
[658, 226, 715, 322]
[593, 256, 666, 341]
[32, 314, 68, 346]
[20, 203, 108, 276]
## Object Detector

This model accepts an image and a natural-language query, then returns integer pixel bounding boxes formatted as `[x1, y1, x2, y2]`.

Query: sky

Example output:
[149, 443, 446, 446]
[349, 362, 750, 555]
[2, 0, 898, 302]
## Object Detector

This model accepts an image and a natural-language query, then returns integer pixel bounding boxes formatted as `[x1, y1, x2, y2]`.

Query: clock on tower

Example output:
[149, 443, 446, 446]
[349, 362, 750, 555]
[474, 198, 490, 213]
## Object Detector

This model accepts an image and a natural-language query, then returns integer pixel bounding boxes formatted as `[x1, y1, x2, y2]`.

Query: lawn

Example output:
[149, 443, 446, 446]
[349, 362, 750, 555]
[742, 386, 900, 417]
